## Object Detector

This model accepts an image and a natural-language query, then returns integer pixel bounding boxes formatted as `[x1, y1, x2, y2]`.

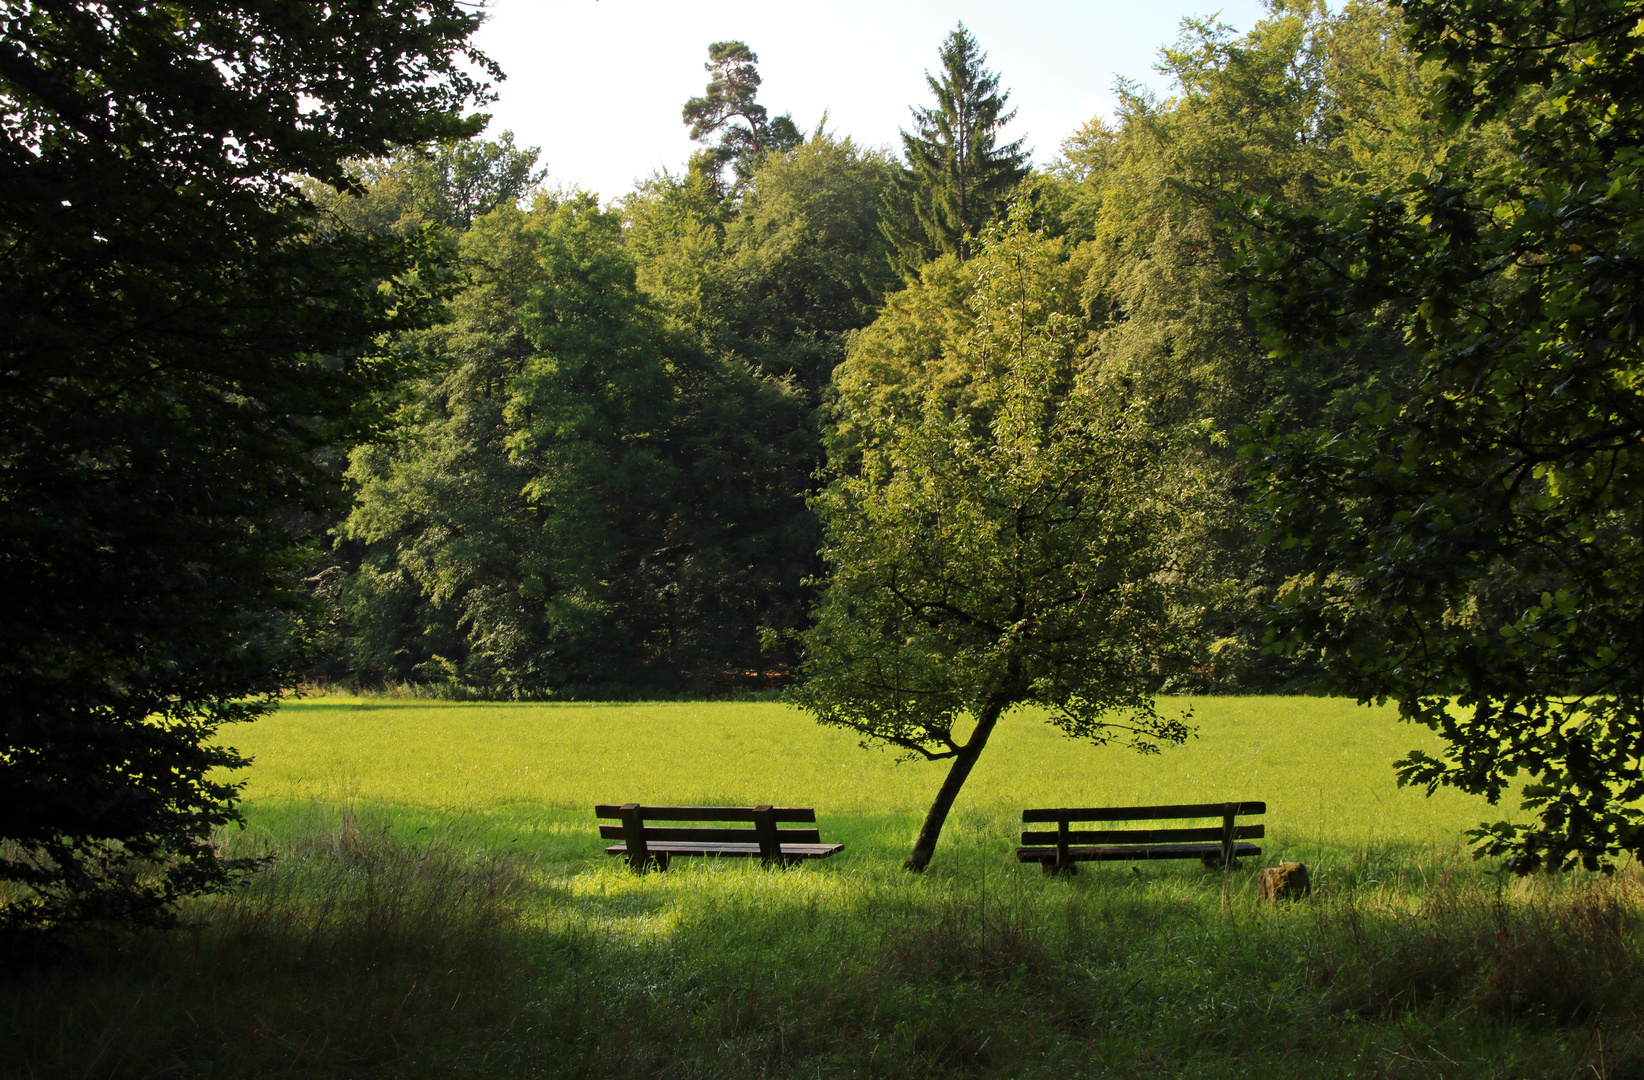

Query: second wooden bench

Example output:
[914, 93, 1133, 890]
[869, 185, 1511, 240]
[595, 803, 844, 871]
[1016, 801, 1265, 875]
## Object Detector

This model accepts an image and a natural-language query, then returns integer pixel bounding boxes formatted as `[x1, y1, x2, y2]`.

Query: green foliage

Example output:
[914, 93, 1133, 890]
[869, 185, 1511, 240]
[1040, 2, 1464, 691]
[339, 202, 546, 693]
[884, 23, 1028, 273]
[681, 41, 801, 197]
[1239, 0, 1644, 871]
[633, 129, 900, 400]
[0, 1, 492, 929]
[795, 214, 1204, 869]
[309, 131, 546, 235]
[337, 127, 900, 701]
[341, 191, 821, 697]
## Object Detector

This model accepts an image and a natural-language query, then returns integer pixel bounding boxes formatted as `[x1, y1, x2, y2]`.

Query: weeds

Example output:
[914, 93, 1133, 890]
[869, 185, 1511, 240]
[5, 821, 1642, 1079]
[0, 807, 530, 1078]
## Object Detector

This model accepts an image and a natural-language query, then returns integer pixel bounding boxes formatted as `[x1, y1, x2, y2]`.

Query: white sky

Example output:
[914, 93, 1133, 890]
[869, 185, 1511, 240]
[470, 0, 1274, 201]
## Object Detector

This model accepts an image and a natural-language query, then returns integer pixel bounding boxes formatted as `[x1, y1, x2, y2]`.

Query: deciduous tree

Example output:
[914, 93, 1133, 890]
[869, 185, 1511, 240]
[794, 214, 1201, 871]
[1239, 0, 1644, 872]
[0, 0, 494, 929]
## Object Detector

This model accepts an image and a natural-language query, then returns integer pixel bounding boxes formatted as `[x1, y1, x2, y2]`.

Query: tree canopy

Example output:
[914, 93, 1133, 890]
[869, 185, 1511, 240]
[1239, 0, 1644, 871]
[0, 0, 494, 928]
[794, 214, 1203, 870]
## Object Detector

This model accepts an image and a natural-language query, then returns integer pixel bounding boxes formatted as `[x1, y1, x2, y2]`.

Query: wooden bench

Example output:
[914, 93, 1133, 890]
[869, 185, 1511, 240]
[595, 803, 844, 872]
[1016, 801, 1265, 875]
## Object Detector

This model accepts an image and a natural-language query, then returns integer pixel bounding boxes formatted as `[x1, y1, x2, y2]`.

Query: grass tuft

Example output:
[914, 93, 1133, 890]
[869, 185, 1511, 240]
[1, 806, 530, 1078]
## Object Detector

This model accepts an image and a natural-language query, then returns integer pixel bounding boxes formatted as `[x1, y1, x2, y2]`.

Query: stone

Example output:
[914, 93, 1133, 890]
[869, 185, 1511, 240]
[1258, 861, 1312, 902]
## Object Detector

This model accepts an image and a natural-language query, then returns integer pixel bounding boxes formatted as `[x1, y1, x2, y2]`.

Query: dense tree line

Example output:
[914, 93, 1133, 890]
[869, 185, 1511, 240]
[316, 4, 1446, 700]
[8, 0, 1641, 922]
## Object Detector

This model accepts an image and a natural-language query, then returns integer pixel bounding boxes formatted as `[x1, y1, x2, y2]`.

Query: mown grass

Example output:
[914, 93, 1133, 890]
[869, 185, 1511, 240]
[235, 696, 1504, 856]
[4, 697, 1641, 1079]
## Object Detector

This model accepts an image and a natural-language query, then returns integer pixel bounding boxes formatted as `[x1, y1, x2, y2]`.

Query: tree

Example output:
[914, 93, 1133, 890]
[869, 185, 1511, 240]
[342, 189, 821, 697]
[793, 213, 1201, 871]
[633, 127, 899, 400]
[1239, 0, 1644, 871]
[1052, 3, 1431, 691]
[883, 24, 1028, 273]
[338, 200, 546, 695]
[682, 41, 801, 196]
[311, 132, 546, 236]
[0, 1, 494, 929]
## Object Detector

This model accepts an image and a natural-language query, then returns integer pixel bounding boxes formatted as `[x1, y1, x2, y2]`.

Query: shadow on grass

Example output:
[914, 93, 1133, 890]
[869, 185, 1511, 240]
[1, 806, 532, 1078]
[4, 802, 1643, 1079]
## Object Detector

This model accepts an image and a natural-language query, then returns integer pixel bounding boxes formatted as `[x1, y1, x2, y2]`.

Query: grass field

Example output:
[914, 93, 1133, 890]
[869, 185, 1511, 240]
[5, 696, 1641, 1080]
[234, 695, 1506, 861]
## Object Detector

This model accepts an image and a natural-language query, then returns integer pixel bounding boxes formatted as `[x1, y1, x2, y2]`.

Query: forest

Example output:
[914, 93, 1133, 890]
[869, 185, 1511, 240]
[4, 0, 1642, 935]
[310, 5, 1428, 700]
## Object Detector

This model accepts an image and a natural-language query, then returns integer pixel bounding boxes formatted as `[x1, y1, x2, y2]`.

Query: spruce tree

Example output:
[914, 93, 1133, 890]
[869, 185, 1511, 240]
[885, 24, 1028, 272]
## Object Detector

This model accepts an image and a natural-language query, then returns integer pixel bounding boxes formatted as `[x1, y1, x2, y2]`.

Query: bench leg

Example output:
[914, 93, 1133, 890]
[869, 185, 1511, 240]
[1041, 858, 1078, 876]
[626, 850, 671, 873]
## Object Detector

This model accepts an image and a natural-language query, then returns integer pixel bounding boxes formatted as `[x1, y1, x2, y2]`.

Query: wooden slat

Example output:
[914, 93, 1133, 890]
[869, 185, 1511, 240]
[605, 841, 843, 859]
[594, 804, 815, 823]
[1015, 842, 1261, 863]
[1021, 801, 1265, 823]
[1020, 824, 1264, 846]
[598, 824, 822, 844]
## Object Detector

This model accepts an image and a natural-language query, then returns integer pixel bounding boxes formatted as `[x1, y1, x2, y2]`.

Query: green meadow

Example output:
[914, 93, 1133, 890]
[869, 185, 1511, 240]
[236, 696, 1499, 862]
[7, 697, 1641, 1079]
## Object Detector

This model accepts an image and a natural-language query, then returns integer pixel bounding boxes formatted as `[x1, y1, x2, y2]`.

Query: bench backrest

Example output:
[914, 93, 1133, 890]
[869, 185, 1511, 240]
[594, 804, 820, 862]
[1021, 801, 1266, 863]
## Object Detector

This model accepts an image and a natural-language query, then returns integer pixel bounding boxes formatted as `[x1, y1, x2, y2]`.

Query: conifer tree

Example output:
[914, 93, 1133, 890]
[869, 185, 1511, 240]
[682, 41, 800, 195]
[884, 24, 1028, 272]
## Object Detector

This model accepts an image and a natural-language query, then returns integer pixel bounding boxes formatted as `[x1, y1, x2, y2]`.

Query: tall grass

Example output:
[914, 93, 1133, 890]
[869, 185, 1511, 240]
[5, 698, 1641, 1078]
[6, 812, 1641, 1078]
[2, 806, 530, 1078]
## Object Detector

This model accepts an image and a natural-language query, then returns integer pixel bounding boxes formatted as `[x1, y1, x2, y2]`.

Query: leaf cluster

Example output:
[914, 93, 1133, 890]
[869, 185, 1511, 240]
[0, 0, 492, 928]
[795, 213, 1203, 760]
[1237, 0, 1644, 870]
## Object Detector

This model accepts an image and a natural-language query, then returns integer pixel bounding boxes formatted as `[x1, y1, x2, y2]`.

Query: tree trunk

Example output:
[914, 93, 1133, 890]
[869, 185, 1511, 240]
[903, 694, 1008, 872]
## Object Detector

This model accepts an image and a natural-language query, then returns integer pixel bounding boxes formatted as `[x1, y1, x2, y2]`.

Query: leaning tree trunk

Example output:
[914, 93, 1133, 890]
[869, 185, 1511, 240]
[903, 694, 1010, 872]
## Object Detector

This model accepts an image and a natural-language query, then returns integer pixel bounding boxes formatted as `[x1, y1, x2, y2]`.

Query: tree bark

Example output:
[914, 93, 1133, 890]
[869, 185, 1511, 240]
[903, 694, 1009, 872]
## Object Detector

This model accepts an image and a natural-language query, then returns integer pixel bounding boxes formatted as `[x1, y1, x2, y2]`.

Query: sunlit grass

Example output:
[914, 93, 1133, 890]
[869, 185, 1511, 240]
[232, 695, 1510, 869]
[11, 697, 1634, 1079]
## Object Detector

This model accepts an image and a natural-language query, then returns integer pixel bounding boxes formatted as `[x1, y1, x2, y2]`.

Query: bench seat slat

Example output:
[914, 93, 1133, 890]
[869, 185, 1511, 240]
[598, 824, 822, 844]
[1015, 842, 1261, 864]
[594, 805, 816, 823]
[605, 841, 843, 859]
[1020, 824, 1263, 846]
[1021, 802, 1265, 823]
